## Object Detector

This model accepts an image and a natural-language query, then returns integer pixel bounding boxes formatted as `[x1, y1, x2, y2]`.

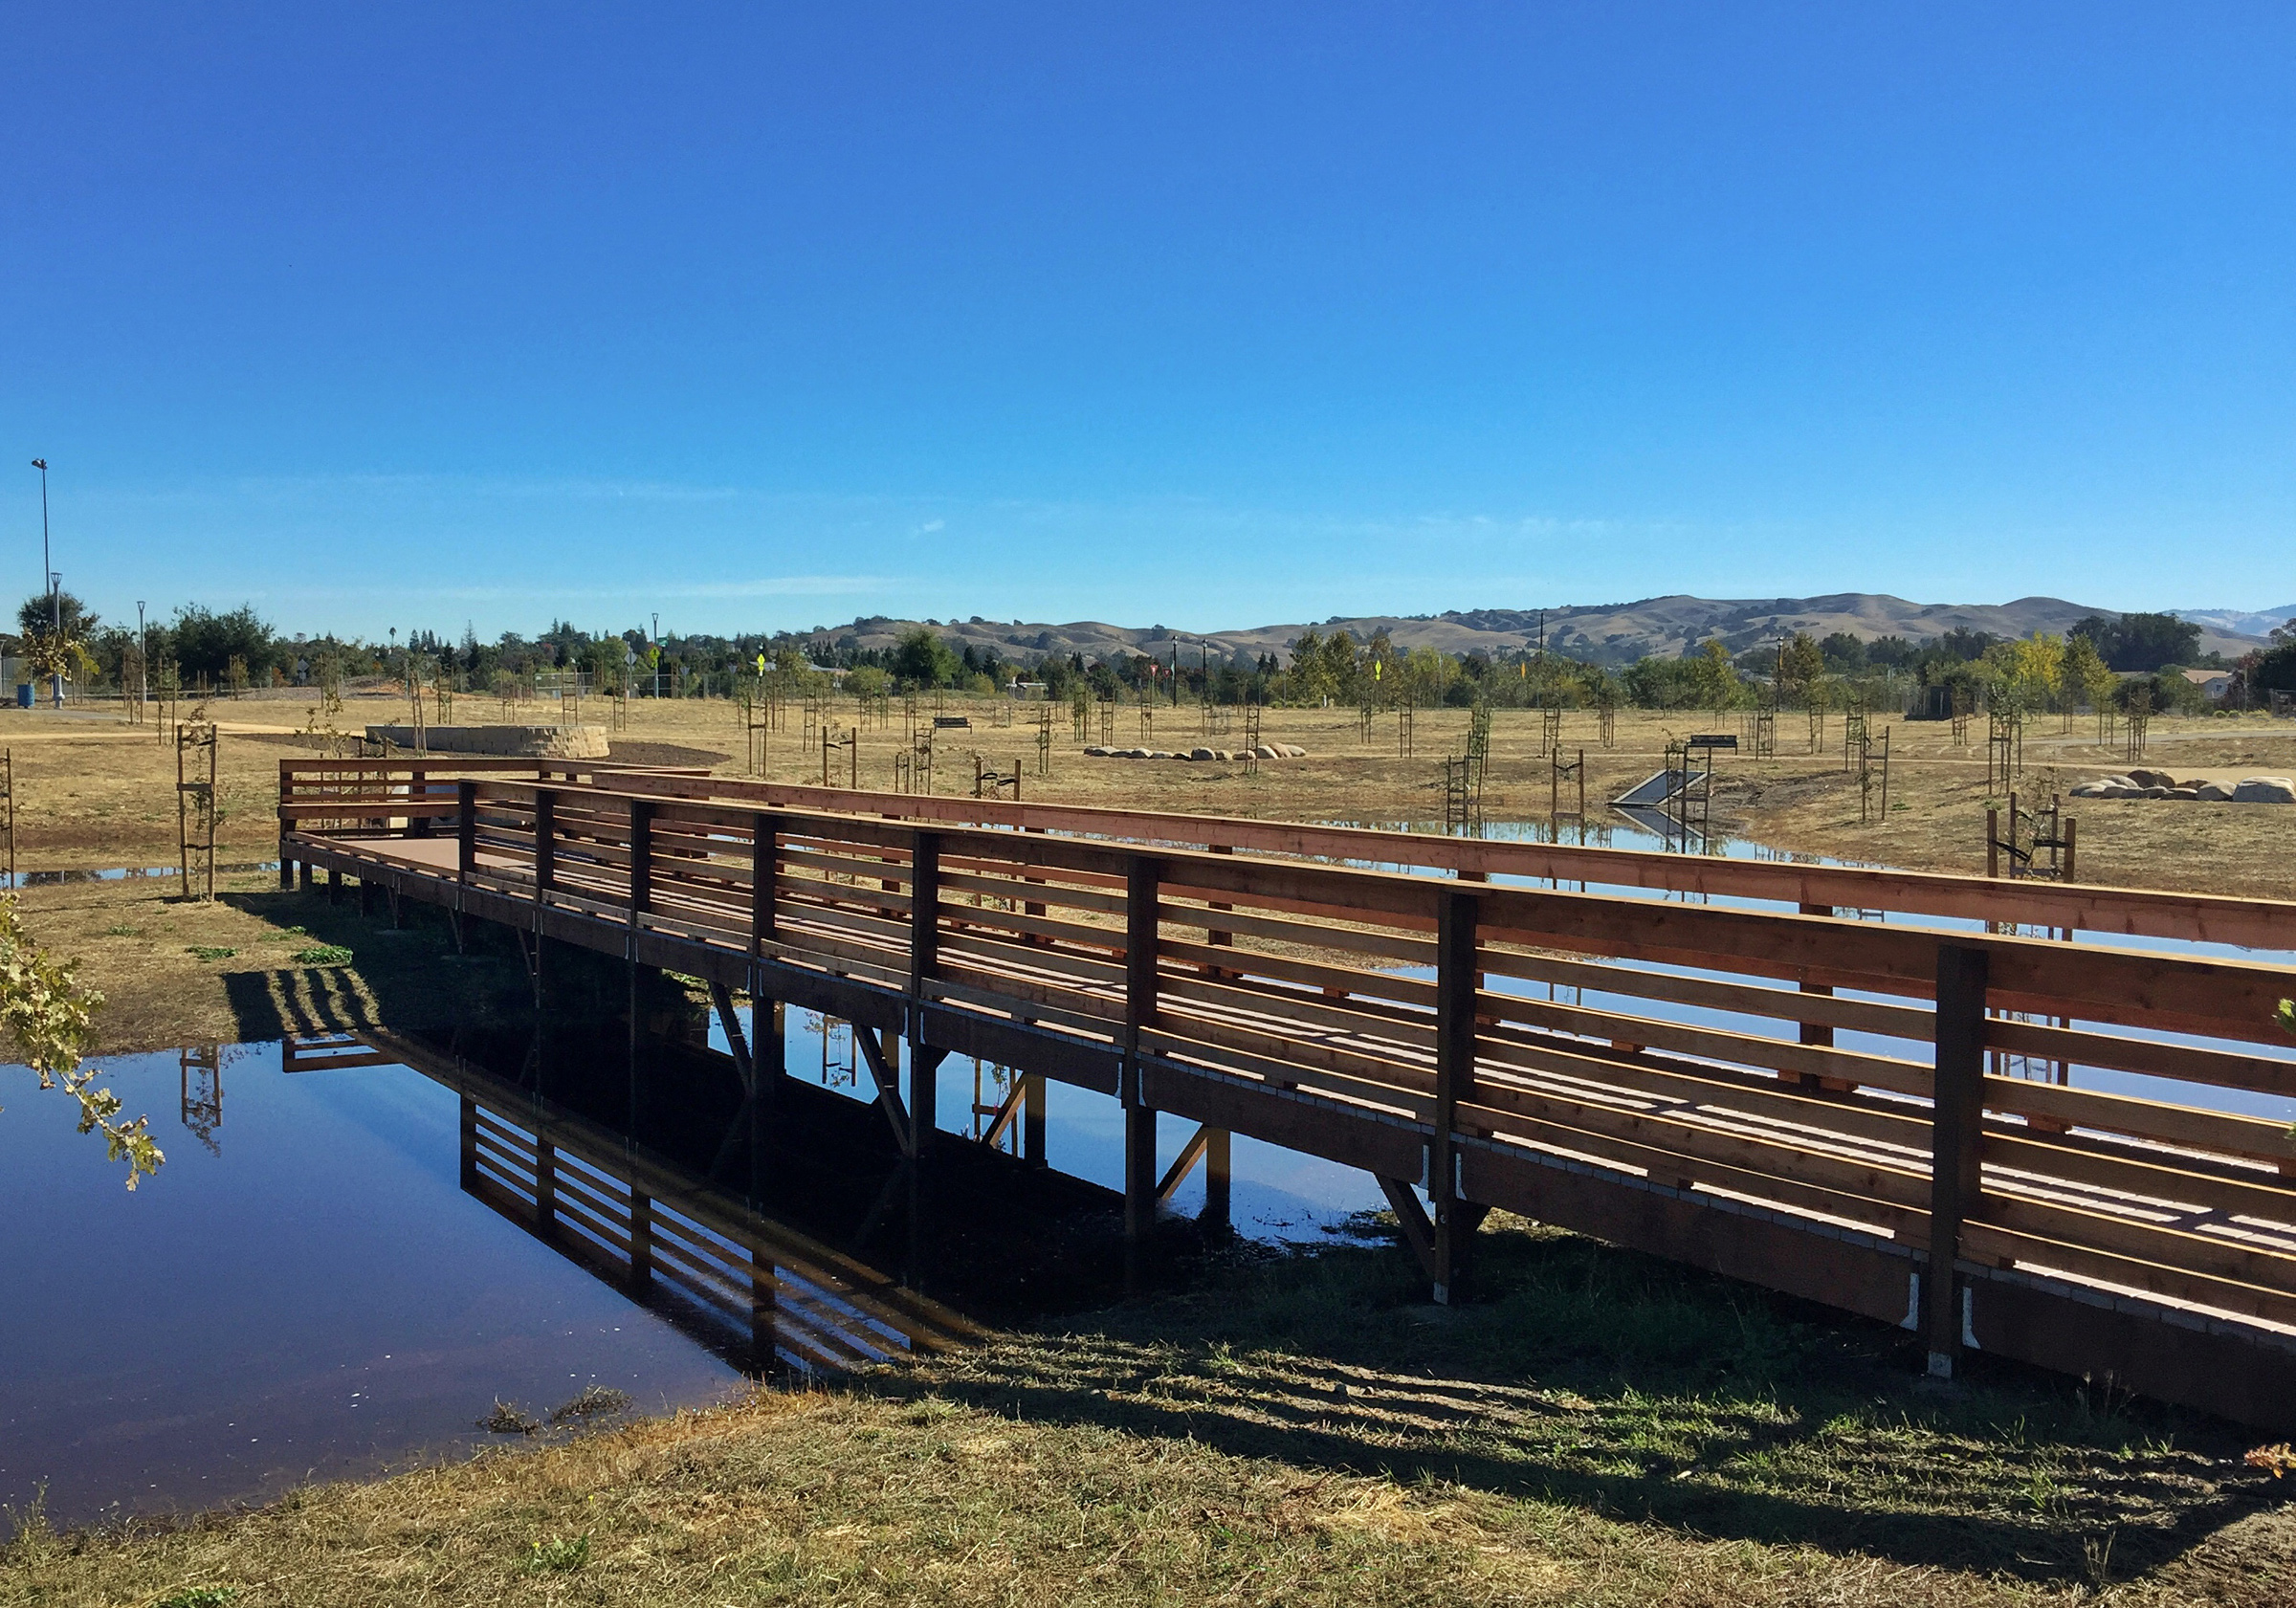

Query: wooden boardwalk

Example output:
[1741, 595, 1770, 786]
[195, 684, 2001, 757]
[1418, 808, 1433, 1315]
[279, 759, 2296, 1428]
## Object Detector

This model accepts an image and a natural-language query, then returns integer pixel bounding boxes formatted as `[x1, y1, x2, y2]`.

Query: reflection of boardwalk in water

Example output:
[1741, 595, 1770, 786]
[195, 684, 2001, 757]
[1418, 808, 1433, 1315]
[286, 1029, 983, 1375]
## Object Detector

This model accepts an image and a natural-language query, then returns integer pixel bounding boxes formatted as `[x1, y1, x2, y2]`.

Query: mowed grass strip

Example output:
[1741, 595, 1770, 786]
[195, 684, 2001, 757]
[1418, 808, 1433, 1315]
[9, 1219, 2294, 1606]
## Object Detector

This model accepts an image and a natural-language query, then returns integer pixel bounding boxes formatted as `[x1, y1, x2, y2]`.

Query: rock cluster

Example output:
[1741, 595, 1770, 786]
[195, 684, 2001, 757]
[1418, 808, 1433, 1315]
[2069, 771, 2296, 803]
[1082, 743, 1306, 762]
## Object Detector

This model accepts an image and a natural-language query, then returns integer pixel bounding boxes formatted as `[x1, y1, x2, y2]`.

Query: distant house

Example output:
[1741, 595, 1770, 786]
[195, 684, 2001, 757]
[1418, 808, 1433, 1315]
[2182, 668, 2234, 703]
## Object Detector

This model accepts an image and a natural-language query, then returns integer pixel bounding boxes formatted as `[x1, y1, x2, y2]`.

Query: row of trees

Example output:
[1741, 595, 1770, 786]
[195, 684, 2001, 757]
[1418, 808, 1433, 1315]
[11, 598, 2264, 718]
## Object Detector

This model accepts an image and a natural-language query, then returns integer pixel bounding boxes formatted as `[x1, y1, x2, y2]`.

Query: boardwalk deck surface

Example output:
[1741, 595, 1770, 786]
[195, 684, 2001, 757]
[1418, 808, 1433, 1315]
[279, 760, 2296, 1427]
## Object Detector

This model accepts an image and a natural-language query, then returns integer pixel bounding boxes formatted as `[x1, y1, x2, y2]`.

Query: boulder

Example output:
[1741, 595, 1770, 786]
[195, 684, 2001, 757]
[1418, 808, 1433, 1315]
[1281, 743, 1308, 758]
[2233, 777, 2296, 804]
[2165, 787, 2200, 800]
[1254, 744, 1278, 760]
[1214, 749, 1232, 762]
[2069, 782, 2109, 798]
[1188, 746, 1216, 761]
[2128, 768, 2176, 789]
[1083, 745, 1111, 757]
[2197, 782, 2235, 802]
[1149, 750, 1174, 760]
[2140, 786, 2172, 798]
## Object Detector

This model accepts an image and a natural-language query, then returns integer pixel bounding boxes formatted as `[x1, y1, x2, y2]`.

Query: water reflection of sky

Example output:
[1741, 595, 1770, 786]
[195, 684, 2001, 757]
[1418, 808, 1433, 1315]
[0, 1045, 742, 1532]
[745, 1009, 1386, 1243]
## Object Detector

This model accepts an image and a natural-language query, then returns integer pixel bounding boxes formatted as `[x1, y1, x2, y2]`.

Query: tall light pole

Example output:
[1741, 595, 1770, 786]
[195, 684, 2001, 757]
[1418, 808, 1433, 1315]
[651, 612, 661, 699]
[137, 601, 148, 714]
[30, 460, 53, 632]
[30, 460, 55, 707]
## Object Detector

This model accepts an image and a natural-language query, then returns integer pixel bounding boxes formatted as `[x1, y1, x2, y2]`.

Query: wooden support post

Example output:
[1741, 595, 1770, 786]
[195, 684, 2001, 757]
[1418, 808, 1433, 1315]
[534, 790, 556, 898]
[1206, 843, 1234, 967]
[908, 830, 942, 1146]
[1125, 1104, 1158, 1245]
[1430, 886, 1479, 1304]
[1795, 901, 1850, 1092]
[628, 800, 653, 936]
[1986, 806, 2000, 880]
[750, 811, 777, 957]
[456, 780, 476, 882]
[1203, 1126, 1230, 1230]
[1124, 854, 1161, 1245]
[627, 798, 653, 1051]
[1023, 1071, 1047, 1166]
[1927, 942, 1989, 1378]
[326, 864, 341, 904]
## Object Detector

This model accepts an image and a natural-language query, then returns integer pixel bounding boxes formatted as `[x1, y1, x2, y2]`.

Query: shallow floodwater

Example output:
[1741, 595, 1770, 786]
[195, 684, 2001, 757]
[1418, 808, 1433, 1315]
[1, 1012, 1382, 1532]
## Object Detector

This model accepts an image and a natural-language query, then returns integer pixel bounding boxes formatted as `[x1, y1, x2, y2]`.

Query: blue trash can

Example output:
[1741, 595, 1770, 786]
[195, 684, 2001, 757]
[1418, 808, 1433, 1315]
[14, 685, 30, 709]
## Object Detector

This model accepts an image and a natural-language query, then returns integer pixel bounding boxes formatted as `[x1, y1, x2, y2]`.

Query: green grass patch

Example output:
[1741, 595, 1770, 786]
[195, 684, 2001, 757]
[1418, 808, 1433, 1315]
[184, 946, 236, 960]
[518, 1534, 590, 1575]
[290, 944, 354, 966]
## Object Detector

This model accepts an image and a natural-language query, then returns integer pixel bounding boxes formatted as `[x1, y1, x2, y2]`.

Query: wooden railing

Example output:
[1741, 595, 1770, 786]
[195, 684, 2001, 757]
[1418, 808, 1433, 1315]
[278, 765, 2296, 1417]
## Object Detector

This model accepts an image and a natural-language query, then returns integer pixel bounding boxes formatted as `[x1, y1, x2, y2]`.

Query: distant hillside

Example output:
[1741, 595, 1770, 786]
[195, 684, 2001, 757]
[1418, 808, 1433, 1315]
[2172, 606, 2296, 642]
[823, 593, 2269, 668]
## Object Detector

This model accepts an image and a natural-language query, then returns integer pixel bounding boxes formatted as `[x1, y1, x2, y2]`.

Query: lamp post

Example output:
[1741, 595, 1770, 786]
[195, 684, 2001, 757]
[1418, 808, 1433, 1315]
[651, 612, 661, 700]
[137, 601, 148, 716]
[45, 570, 61, 706]
[30, 460, 55, 706]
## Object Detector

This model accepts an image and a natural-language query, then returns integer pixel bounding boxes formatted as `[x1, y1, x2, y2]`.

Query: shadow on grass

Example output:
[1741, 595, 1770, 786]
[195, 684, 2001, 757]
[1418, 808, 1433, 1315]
[883, 1216, 2279, 1588]
[214, 884, 548, 1042]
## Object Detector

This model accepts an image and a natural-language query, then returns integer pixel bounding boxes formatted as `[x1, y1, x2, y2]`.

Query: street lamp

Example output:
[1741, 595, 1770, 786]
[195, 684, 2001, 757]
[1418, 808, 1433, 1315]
[30, 460, 56, 707]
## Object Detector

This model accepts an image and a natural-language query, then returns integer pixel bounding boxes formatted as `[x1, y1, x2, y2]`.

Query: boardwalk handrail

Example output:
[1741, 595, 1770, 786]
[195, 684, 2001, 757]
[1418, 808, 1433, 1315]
[600, 774, 2296, 952]
[278, 771, 2296, 1426]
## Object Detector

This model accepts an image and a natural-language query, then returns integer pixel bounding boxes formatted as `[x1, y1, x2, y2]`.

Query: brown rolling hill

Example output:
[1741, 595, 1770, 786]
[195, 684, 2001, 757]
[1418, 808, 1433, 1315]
[820, 594, 2265, 668]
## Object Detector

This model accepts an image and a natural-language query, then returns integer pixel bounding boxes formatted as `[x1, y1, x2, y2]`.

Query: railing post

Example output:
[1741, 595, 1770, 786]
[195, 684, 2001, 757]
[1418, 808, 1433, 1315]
[1431, 886, 1479, 1304]
[457, 781, 476, 883]
[534, 789, 556, 898]
[1124, 854, 1161, 1245]
[628, 799, 653, 933]
[278, 766, 295, 888]
[908, 829, 941, 1144]
[1928, 942, 1989, 1377]
[749, 811, 777, 958]
[408, 766, 430, 838]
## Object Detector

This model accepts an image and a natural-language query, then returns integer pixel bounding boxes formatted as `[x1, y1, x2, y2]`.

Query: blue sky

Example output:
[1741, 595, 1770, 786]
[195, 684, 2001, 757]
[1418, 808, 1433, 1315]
[4, 4, 2289, 641]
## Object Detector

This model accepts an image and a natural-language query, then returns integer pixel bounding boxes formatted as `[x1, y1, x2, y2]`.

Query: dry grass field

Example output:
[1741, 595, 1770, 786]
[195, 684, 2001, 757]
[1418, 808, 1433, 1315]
[4, 688, 2289, 892]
